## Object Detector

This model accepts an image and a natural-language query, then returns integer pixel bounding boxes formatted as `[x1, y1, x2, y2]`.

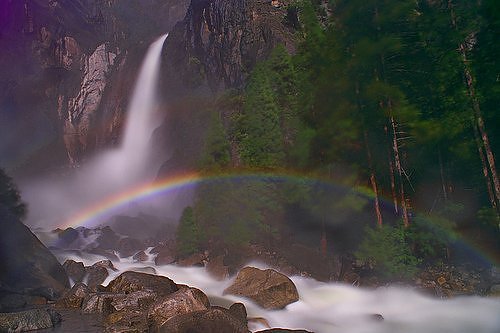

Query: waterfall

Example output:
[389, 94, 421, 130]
[23, 34, 169, 228]
[122, 34, 168, 160]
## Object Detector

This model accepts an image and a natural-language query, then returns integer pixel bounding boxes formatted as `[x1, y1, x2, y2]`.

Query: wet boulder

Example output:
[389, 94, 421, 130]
[118, 237, 145, 257]
[157, 307, 249, 333]
[154, 247, 176, 266]
[111, 290, 156, 312]
[106, 271, 178, 297]
[0, 308, 62, 332]
[55, 283, 90, 309]
[148, 287, 210, 327]
[178, 252, 207, 267]
[62, 260, 86, 283]
[133, 251, 149, 262]
[104, 309, 149, 333]
[229, 302, 247, 325]
[224, 267, 299, 309]
[256, 328, 312, 333]
[81, 292, 115, 315]
[206, 255, 229, 280]
[86, 265, 109, 288]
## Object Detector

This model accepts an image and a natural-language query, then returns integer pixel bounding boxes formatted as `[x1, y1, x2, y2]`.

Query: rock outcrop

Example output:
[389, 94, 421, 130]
[163, 0, 296, 93]
[224, 266, 299, 309]
[0, 208, 69, 308]
[63, 43, 118, 164]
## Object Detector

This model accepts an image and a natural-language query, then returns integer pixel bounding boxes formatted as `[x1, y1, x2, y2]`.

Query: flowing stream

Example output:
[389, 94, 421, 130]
[55, 250, 500, 333]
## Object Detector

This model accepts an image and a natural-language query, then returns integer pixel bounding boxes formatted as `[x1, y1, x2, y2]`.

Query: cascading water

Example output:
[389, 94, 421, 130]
[55, 250, 500, 333]
[22, 34, 169, 228]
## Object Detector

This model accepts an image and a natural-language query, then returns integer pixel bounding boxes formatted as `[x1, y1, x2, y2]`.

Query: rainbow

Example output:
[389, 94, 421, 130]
[62, 170, 350, 229]
[61, 170, 498, 265]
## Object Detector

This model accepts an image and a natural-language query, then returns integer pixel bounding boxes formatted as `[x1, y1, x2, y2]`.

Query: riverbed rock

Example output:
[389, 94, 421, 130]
[178, 252, 207, 267]
[86, 265, 109, 288]
[256, 328, 312, 333]
[104, 309, 149, 333]
[63, 260, 86, 283]
[224, 267, 299, 309]
[157, 307, 249, 333]
[154, 248, 176, 266]
[55, 283, 90, 309]
[206, 255, 230, 280]
[106, 271, 178, 297]
[117, 237, 145, 258]
[148, 287, 210, 327]
[0, 308, 62, 332]
[133, 251, 149, 262]
[229, 302, 247, 325]
[111, 290, 157, 312]
[81, 292, 115, 315]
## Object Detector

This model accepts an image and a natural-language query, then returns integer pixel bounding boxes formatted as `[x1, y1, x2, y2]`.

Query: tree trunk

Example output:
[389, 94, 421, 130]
[448, 0, 500, 215]
[472, 117, 498, 212]
[390, 114, 410, 227]
[385, 125, 398, 214]
[439, 150, 448, 202]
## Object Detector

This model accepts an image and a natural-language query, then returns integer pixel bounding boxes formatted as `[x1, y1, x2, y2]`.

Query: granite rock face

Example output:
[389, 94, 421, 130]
[163, 0, 295, 93]
[0, 208, 69, 306]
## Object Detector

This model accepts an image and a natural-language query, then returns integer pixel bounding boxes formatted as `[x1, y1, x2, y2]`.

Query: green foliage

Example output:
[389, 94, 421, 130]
[356, 225, 420, 279]
[176, 207, 202, 257]
[0, 168, 26, 220]
[200, 113, 231, 170]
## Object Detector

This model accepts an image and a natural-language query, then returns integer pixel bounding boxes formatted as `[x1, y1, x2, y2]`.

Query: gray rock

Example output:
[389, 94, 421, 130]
[148, 287, 210, 327]
[224, 267, 299, 309]
[157, 307, 249, 333]
[0, 308, 61, 332]
[63, 260, 86, 283]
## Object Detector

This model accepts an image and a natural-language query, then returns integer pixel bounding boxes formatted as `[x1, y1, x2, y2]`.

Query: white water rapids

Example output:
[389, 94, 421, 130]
[55, 249, 500, 333]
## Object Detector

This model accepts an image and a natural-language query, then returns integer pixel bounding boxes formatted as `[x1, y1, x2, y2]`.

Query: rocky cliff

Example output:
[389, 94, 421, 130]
[0, 0, 189, 171]
[163, 0, 296, 94]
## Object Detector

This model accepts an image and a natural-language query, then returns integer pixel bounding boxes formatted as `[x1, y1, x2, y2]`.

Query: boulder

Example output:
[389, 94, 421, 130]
[62, 260, 86, 283]
[106, 271, 178, 297]
[133, 251, 149, 262]
[111, 290, 156, 312]
[206, 255, 229, 280]
[117, 237, 145, 257]
[104, 309, 149, 333]
[0, 308, 62, 332]
[256, 328, 312, 333]
[157, 307, 249, 333]
[55, 283, 90, 309]
[148, 287, 210, 327]
[81, 292, 115, 315]
[177, 253, 207, 267]
[229, 302, 247, 325]
[224, 267, 299, 309]
[92, 260, 117, 271]
[86, 265, 109, 288]
[154, 247, 176, 266]
[0, 209, 69, 301]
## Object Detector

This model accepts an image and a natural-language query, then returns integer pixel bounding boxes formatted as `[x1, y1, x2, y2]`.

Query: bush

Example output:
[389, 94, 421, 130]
[356, 224, 420, 279]
[176, 207, 202, 257]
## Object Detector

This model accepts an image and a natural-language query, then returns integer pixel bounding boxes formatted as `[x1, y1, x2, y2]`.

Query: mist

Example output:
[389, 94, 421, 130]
[20, 34, 175, 229]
